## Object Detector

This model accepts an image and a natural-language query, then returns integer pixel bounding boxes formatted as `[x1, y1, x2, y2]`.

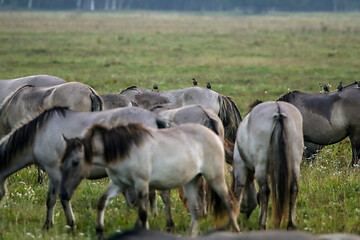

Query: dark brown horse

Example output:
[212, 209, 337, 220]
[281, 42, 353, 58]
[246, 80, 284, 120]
[278, 86, 360, 166]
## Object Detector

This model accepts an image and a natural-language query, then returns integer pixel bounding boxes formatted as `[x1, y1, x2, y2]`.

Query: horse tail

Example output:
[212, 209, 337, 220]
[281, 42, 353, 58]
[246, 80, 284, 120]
[210, 184, 238, 226]
[197, 105, 220, 136]
[218, 95, 242, 142]
[155, 117, 172, 129]
[268, 103, 292, 228]
[89, 87, 103, 111]
[224, 138, 234, 165]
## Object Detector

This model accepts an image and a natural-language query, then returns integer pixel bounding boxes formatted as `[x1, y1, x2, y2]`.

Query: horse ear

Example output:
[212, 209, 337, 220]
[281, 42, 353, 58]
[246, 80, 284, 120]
[62, 134, 70, 142]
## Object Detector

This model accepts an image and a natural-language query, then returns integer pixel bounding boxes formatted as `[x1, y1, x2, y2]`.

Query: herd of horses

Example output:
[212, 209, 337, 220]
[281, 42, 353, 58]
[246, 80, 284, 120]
[0, 74, 360, 239]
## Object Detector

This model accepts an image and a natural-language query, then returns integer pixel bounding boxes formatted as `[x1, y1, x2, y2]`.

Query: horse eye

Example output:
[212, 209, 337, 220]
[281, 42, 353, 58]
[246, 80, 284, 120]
[72, 160, 79, 167]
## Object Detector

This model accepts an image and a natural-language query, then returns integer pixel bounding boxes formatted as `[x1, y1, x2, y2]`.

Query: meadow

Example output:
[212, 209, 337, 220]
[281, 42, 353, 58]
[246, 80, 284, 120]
[0, 11, 360, 239]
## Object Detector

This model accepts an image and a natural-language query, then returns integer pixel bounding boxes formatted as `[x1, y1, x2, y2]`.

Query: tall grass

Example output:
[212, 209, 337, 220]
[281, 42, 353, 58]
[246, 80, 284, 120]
[0, 11, 360, 239]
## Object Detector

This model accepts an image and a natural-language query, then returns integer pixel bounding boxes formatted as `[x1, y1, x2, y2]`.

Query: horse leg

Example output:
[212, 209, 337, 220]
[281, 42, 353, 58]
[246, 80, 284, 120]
[0, 178, 6, 201]
[287, 176, 299, 230]
[183, 176, 202, 236]
[233, 145, 247, 210]
[134, 180, 149, 229]
[206, 175, 240, 233]
[37, 167, 44, 184]
[149, 188, 158, 216]
[96, 181, 122, 234]
[60, 197, 75, 228]
[349, 134, 360, 166]
[242, 170, 257, 218]
[43, 178, 59, 229]
[160, 190, 175, 232]
[257, 179, 270, 230]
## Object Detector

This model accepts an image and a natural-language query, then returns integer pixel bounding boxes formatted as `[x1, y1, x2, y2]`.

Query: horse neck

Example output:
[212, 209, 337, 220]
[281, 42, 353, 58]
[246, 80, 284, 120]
[0, 143, 34, 180]
[87, 133, 108, 168]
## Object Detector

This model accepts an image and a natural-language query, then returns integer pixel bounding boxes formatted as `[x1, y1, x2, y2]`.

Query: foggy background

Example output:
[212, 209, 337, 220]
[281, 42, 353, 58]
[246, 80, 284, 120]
[1, 0, 359, 13]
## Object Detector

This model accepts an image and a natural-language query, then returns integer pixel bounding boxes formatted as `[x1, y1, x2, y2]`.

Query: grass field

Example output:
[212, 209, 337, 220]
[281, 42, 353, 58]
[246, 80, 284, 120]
[0, 11, 360, 239]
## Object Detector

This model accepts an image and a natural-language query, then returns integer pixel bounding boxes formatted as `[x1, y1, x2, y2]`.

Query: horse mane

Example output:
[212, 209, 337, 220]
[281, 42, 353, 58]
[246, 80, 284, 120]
[0, 106, 68, 170]
[217, 95, 242, 142]
[277, 90, 300, 102]
[248, 99, 263, 111]
[149, 105, 166, 111]
[120, 85, 137, 94]
[343, 81, 359, 89]
[149, 105, 172, 112]
[84, 123, 152, 164]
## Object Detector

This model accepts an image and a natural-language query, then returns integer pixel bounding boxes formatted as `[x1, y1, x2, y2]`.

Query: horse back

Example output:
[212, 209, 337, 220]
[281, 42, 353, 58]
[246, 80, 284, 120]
[0, 75, 65, 103]
[46, 82, 98, 112]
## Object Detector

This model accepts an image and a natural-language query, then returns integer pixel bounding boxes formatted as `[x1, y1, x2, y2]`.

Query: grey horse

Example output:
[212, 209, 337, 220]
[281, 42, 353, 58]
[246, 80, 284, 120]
[0, 106, 169, 230]
[120, 86, 242, 142]
[233, 101, 303, 230]
[0, 82, 103, 137]
[0, 74, 66, 102]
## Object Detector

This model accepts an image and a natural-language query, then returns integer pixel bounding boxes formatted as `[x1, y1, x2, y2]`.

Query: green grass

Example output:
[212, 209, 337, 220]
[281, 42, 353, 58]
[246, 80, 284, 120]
[0, 11, 360, 239]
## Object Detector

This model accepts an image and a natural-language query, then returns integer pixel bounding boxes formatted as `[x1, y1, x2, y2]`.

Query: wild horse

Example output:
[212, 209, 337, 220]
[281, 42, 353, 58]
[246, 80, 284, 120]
[60, 122, 240, 236]
[0, 106, 169, 229]
[233, 101, 303, 229]
[0, 74, 66, 103]
[120, 86, 242, 142]
[0, 82, 103, 137]
[278, 86, 360, 166]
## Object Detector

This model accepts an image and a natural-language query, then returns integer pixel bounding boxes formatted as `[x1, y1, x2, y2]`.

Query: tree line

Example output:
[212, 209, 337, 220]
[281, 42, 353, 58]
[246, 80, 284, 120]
[1, 0, 359, 12]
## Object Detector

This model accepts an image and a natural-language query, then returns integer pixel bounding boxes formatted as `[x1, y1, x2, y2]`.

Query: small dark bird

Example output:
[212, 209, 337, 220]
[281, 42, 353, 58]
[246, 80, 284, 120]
[207, 82, 211, 89]
[153, 83, 158, 90]
[337, 81, 343, 91]
[323, 84, 329, 92]
[192, 78, 197, 86]
[357, 81, 360, 87]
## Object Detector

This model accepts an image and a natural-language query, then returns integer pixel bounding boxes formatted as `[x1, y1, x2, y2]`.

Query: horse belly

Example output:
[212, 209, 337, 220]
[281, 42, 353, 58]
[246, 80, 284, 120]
[303, 120, 347, 144]
[149, 155, 200, 190]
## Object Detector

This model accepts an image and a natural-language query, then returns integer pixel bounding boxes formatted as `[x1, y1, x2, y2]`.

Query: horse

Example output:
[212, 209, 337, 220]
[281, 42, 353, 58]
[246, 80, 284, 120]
[233, 101, 303, 230]
[120, 86, 242, 142]
[0, 82, 103, 137]
[0, 106, 169, 229]
[121, 104, 227, 232]
[59, 122, 240, 236]
[100, 93, 134, 109]
[278, 86, 360, 166]
[0, 82, 103, 183]
[0, 74, 66, 103]
[151, 104, 235, 163]
[152, 104, 233, 217]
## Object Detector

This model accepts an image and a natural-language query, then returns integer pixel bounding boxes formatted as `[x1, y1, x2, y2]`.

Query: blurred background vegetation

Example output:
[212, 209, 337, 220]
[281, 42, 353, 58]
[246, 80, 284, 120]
[1, 0, 360, 13]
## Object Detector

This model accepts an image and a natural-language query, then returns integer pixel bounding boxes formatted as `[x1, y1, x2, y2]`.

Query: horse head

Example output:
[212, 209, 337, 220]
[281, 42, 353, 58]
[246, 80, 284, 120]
[60, 135, 90, 201]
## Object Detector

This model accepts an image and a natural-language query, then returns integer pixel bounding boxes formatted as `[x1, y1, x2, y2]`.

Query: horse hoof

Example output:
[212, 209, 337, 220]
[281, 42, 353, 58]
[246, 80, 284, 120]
[66, 221, 76, 230]
[287, 223, 297, 230]
[166, 221, 175, 233]
[96, 232, 105, 240]
[43, 221, 53, 230]
[96, 226, 104, 234]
